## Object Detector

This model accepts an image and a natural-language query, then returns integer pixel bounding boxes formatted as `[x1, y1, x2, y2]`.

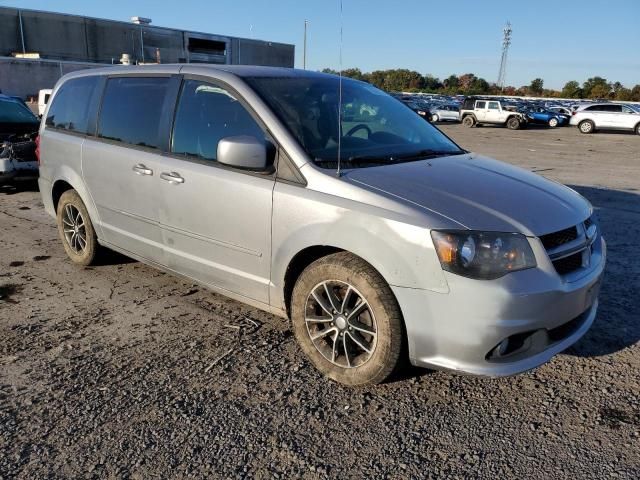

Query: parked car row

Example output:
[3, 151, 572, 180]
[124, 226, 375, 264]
[394, 92, 640, 135]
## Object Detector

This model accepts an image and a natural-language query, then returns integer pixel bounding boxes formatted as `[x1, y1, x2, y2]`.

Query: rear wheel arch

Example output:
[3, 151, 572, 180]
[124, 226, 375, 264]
[635, 121, 640, 135]
[52, 179, 74, 212]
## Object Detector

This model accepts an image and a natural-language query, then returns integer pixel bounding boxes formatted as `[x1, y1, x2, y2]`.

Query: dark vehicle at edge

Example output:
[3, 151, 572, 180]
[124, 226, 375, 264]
[0, 94, 39, 184]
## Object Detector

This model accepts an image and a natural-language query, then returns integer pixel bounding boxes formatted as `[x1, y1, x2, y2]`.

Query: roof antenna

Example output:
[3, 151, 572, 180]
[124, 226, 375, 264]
[336, 0, 344, 177]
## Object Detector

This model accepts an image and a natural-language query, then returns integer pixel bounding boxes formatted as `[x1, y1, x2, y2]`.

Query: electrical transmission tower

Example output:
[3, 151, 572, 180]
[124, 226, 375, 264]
[497, 21, 512, 90]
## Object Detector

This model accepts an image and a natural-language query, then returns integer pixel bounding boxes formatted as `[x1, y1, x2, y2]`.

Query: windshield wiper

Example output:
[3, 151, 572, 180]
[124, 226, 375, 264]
[391, 149, 466, 161]
[314, 156, 393, 167]
[314, 149, 466, 168]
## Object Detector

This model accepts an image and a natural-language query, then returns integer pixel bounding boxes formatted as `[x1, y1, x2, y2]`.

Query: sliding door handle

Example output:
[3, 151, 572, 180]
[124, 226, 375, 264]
[132, 164, 153, 176]
[160, 171, 185, 184]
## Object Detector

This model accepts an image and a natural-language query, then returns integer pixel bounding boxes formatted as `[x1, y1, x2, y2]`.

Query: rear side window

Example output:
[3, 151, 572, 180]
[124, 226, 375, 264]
[487, 101, 500, 110]
[171, 79, 264, 162]
[46, 76, 99, 134]
[98, 77, 170, 150]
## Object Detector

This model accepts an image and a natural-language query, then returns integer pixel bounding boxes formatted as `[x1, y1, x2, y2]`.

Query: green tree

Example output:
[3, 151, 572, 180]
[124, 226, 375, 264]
[423, 74, 442, 92]
[470, 78, 490, 94]
[631, 85, 640, 101]
[341, 68, 365, 81]
[582, 76, 610, 98]
[529, 78, 544, 95]
[366, 70, 387, 89]
[589, 83, 611, 99]
[443, 74, 459, 91]
[615, 88, 632, 101]
[561, 80, 582, 98]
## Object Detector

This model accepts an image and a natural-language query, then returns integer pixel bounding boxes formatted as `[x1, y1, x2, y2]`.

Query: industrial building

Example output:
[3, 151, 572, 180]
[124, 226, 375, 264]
[0, 6, 295, 98]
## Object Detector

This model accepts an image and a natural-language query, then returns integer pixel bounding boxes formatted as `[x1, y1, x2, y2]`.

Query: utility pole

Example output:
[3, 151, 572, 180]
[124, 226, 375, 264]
[303, 19, 309, 69]
[497, 21, 512, 90]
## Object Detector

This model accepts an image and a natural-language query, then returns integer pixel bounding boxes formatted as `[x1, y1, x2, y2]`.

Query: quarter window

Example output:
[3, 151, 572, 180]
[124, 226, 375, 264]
[45, 76, 99, 134]
[97, 77, 170, 149]
[171, 79, 264, 162]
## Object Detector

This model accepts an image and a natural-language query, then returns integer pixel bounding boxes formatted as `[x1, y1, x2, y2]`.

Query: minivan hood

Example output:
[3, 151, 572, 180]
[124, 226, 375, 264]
[344, 153, 591, 235]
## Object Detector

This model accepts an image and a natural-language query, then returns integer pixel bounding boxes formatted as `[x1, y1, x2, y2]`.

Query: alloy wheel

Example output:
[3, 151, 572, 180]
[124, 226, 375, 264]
[62, 204, 87, 254]
[304, 280, 378, 368]
[580, 121, 593, 133]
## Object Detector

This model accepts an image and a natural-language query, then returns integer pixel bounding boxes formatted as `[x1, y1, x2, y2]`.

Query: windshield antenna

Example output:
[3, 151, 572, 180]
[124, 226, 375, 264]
[336, 0, 344, 177]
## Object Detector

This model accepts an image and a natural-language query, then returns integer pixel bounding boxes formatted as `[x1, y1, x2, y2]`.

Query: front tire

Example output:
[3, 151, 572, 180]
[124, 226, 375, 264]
[635, 123, 640, 135]
[431, 114, 439, 123]
[56, 190, 99, 266]
[291, 252, 403, 385]
[579, 120, 595, 134]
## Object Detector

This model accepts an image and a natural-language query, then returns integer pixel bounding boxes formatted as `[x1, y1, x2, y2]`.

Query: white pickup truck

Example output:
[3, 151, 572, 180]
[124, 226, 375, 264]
[460, 97, 527, 130]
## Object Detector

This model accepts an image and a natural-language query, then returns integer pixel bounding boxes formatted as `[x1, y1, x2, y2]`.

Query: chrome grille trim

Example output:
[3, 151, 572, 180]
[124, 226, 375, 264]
[541, 216, 597, 275]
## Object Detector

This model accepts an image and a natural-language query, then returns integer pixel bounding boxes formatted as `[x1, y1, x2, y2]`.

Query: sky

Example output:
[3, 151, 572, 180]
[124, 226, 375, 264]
[5, 0, 640, 89]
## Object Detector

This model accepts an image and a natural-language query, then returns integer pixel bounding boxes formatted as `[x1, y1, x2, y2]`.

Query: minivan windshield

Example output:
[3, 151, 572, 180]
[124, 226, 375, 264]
[245, 75, 464, 168]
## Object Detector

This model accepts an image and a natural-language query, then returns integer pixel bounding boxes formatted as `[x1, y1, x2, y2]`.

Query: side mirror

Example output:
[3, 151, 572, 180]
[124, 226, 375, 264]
[217, 136, 269, 170]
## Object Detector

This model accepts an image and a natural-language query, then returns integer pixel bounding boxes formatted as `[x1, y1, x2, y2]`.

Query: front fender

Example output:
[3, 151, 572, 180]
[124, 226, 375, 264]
[270, 182, 449, 311]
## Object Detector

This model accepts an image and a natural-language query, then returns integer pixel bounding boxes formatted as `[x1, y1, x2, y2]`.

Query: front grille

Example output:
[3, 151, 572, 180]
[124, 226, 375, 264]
[539, 226, 578, 250]
[552, 252, 583, 275]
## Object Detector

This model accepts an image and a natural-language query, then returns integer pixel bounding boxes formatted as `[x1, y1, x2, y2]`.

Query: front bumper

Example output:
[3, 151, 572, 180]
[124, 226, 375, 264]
[394, 236, 606, 377]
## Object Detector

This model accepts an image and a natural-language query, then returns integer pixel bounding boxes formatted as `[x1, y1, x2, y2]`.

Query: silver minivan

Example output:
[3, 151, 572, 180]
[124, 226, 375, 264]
[39, 65, 606, 385]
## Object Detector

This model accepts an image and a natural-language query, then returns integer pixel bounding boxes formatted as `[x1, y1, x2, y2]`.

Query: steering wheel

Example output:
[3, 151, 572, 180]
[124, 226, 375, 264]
[346, 124, 372, 138]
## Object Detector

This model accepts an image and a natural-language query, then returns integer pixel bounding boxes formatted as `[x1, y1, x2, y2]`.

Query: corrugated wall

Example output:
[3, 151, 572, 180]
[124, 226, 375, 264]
[0, 6, 293, 67]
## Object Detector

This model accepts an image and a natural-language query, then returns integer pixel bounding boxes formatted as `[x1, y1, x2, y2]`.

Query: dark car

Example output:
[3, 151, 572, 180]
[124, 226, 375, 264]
[0, 94, 39, 183]
[399, 98, 433, 122]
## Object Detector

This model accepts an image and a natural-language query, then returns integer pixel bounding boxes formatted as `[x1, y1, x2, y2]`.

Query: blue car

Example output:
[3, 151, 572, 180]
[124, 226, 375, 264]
[523, 107, 569, 128]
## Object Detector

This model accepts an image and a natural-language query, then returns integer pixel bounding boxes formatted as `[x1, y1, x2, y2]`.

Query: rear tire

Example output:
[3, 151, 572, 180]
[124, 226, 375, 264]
[56, 190, 99, 266]
[462, 115, 476, 127]
[506, 117, 521, 130]
[579, 120, 595, 134]
[635, 123, 640, 135]
[548, 117, 559, 128]
[291, 252, 404, 386]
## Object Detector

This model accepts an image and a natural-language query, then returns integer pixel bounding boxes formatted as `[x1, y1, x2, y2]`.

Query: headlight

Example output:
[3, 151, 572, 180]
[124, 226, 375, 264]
[417, 110, 426, 115]
[431, 230, 536, 280]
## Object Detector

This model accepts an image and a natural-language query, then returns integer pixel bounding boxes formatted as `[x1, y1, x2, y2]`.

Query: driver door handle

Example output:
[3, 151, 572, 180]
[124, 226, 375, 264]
[160, 171, 185, 184]
[132, 164, 153, 176]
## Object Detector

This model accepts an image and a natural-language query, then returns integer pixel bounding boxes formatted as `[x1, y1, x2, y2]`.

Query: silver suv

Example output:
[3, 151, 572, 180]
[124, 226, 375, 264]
[570, 103, 640, 134]
[38, 66, 606, 385]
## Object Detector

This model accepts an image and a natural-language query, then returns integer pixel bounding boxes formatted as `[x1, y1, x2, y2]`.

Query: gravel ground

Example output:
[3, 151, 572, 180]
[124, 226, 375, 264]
[1, 125, 639, 479]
